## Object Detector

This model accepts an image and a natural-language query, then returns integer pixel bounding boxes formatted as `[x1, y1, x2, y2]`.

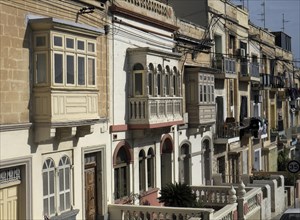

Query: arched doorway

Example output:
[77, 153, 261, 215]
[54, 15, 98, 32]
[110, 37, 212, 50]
[161, 137, 173, 188]
[203, 139, 211, 185]
[179, 143, 191, 184]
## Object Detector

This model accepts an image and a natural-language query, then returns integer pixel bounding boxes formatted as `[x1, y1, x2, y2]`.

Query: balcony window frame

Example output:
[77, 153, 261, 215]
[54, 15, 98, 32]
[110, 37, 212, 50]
[199, 73, 215, 104]
[33, 32, 97, 88]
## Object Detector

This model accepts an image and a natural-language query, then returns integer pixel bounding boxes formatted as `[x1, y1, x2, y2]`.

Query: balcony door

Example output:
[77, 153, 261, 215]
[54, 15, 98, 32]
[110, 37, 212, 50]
[161, 138, 173, 188]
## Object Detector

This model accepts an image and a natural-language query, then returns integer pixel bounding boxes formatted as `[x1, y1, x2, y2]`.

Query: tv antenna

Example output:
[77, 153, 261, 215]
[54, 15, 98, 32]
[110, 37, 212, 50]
[258, 0, 266, 28]
[281, 13, 289, 33]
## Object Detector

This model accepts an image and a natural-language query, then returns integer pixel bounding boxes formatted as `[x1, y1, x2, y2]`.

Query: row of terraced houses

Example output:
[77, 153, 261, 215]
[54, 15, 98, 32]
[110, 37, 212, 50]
[1, 0, 300, 220]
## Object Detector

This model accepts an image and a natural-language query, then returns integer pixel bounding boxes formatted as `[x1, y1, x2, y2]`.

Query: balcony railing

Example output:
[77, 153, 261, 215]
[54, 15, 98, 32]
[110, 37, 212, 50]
[213, 57, 236, 77]
[215, 122, 240, 142]
[128, 97, 183, 126]
[108, 204, 214, 220]
[191, 185, 237, 206]
[240, 62, 260, 80]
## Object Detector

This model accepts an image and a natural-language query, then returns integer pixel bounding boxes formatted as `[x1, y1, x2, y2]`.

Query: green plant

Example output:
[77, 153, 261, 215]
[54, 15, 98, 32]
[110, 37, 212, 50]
[158, 182, 199, 208]
[278, 148, 291, 171]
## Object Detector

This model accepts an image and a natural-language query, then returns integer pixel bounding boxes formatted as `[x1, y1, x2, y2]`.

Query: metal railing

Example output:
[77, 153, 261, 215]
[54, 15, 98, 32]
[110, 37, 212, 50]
[213, 57, 236, 75]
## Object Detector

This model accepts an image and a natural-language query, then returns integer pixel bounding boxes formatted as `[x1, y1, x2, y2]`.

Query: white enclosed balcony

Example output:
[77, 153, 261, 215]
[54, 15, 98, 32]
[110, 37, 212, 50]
[127, 48, 184, 129]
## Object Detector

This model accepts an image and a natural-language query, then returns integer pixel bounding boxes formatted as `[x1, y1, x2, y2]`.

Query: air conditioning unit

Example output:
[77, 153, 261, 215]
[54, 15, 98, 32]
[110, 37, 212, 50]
[240, 48, 246, 57]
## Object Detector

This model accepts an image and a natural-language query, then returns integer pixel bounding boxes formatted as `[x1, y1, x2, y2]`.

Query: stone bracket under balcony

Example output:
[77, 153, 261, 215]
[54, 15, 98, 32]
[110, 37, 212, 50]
[34, 120, 97, 143]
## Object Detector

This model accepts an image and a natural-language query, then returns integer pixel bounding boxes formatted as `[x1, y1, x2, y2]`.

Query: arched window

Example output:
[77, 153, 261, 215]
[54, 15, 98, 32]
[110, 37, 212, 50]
[43, 158, 55, 217]
[165, 66, 170, 96]
[114, 146, 130, 199]
[139, 150, 146, 192]
[58, 156, 71, 212]
[148, 63, 154, 96]
[179, 144, 190, 184]
[133, 63, 144, 96]
[147, 148, 155, 188]
[157, 65, 162, 96]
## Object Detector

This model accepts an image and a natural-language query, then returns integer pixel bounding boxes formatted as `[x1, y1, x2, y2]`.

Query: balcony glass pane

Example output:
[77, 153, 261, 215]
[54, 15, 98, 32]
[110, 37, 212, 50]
[36, 53, 47, 84]
[88, 42, 95, 52]
[78, 56, 85, 85]
[77, 40, 85, 50]
[134, 73, 143, 95]
[36, 36, 46, 47]
[54, 53, 63, 83]
[54, 36, 62, 47]
[66, 38, 74, 49]
[88, 58, 95, 85]
[67, 55, 74, 84]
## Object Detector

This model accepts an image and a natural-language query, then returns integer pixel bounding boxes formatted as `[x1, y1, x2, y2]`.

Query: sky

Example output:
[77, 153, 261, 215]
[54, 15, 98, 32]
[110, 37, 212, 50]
[232, 0, 300, 67]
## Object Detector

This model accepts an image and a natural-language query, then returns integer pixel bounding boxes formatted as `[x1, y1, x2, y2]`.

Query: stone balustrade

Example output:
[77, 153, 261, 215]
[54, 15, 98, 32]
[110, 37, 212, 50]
[108, 204, 214, 220]
[212, 203, 238, 220]
[238, 181, 262, 220]
[191, 185, 237, 206]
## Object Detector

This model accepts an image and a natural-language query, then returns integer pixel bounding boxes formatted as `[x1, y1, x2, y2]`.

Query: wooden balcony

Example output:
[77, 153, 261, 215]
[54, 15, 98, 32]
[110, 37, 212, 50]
[213, 57, 237, 79]
[187, 104, 216, 127]
[128, 97, 183, 129]
[33, 87, 99, 143]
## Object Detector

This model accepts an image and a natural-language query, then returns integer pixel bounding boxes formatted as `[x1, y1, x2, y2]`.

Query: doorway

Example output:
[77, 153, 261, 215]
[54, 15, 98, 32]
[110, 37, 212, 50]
[84, 152, 103, 220]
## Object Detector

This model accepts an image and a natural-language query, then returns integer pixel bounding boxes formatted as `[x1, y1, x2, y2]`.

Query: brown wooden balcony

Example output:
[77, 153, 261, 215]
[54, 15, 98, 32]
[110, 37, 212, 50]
[186, 104, 216, 127]
[128, 97, 183, 129]
[213, 57, 237, 79]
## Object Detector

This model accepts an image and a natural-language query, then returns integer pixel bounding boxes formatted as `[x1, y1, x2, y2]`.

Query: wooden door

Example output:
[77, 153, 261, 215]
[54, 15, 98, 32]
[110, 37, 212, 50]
[85, 166, 97, 220]
[0, 186, 18, 220]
